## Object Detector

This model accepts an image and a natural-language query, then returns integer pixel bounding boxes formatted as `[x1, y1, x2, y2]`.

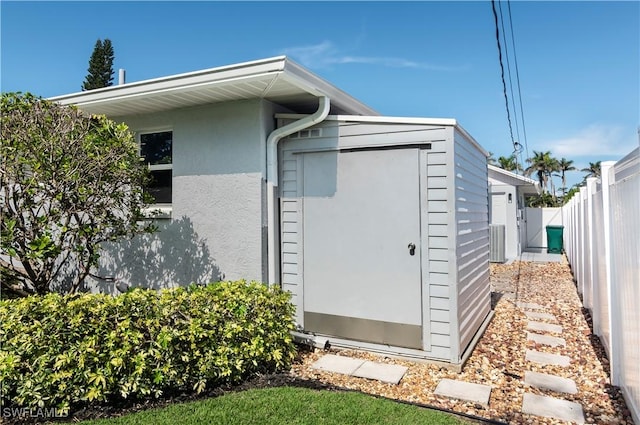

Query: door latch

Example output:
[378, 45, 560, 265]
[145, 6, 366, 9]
[408, 243, 416, 256]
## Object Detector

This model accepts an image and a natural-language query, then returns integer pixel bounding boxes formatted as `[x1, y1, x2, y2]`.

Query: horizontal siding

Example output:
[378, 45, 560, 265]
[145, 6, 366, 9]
[453, 129, 491, 354]
[424, 144, 452, 356]
[279, 145, 302, 324]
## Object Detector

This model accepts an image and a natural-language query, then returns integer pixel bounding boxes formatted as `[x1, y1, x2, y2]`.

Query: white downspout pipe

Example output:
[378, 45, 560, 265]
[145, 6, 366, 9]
[266, 96, 330, 286]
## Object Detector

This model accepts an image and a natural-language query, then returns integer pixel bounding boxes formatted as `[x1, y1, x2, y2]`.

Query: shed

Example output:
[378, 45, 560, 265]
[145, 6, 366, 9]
[51, 56, 492, 365]
[278, 115, 492, 364]
[488, 165, 540, 261]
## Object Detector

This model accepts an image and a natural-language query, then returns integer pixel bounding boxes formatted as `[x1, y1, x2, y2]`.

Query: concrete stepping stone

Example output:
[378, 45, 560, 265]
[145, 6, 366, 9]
[516, 301, 546, 310]
[526, 349, 571, 367]
[527, 321, 563, 334]
[434, 379, 492, 406]
[524, 311, 557, 322]
[311, 354, 365, 375]
[351, 361, 408, 384]
[524, 371, 578, 394]
[522, 393, 585, 424]
[527, 332, 566, 347]
[311, 354, 408, 384]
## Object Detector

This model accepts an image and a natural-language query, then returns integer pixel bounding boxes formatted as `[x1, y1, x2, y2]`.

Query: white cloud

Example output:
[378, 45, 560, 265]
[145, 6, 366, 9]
[539, 124, 638, 158]
[279, 41, 464, 72]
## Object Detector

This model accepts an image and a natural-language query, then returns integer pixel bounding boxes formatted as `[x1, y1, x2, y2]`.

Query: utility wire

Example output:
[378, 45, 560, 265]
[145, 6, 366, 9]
[497, 0, 521, 148]
[491, 0, 517, 154]
[507, 0, 530, 161]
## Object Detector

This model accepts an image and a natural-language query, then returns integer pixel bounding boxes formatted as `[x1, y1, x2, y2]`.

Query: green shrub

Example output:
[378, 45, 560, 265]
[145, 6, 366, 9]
[0, 281, 296, 412]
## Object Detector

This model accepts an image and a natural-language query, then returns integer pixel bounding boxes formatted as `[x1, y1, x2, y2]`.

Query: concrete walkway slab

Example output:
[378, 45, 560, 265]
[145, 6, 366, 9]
[522, 393, 584, 424]
[516, 301, 546, 310]
[352, 361, 408, 384]
[527, 321, 563, 334]
[524, 311, 557, 322]
[519, 250, 563, 263]
[526, 349, 571, 367]
[434, 379, 492, 406]
[527, 332, 566, 347]
[524, 371, 578, 394]
[311, 354, 365, 375]
[311, 355, 408, 384]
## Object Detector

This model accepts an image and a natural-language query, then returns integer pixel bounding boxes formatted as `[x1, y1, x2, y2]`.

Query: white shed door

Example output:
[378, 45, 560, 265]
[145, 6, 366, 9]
[301, 148, 423, 348]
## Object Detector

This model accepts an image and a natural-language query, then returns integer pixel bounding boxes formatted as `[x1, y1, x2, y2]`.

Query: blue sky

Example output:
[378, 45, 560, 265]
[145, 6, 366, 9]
[1, 1, 638, 189]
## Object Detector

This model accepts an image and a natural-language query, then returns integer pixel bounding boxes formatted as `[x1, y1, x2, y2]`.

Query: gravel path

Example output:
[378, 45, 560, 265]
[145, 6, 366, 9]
[288, 259, 633, 424]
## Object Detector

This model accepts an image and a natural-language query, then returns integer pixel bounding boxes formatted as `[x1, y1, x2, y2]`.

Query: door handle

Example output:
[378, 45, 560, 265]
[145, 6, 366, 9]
[408, 243, 416, 256]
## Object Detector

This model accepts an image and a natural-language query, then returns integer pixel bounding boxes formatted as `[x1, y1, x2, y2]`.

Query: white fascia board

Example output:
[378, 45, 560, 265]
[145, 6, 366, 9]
[276, 113, 457, 126]
[50, 56, 288, 107]
[488, 164, 538, 186]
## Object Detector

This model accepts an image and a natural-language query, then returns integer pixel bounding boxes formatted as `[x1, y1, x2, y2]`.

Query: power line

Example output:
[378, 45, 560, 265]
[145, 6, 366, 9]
[497, 0, 521, 146]
[491, 0, 517, 153]
[506, 0, 530, 161]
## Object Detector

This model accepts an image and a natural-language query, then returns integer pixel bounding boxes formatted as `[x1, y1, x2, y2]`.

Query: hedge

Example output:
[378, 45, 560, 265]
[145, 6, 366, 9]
[0, 281, 296, 412]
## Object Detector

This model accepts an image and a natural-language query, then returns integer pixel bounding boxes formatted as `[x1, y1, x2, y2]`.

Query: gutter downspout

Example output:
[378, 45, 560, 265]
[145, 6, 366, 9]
[266, 96, 330, 286]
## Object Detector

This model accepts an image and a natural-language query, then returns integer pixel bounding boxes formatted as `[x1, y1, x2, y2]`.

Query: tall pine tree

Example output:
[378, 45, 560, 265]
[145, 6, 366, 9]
[82, 39, 115, 91]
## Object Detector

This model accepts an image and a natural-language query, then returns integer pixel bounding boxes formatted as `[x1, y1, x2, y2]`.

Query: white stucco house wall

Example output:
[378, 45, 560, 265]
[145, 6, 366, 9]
[488, 164, 540, 261]
[51, 56, 493, 365]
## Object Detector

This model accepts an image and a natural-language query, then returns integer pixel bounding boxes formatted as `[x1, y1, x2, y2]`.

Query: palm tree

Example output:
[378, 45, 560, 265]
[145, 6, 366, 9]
[554, 158, 576, 195]
[487, 151, 497, 166]
[525, 150, 554, 193]
[581, 161, 602, 180]
[497, 155, 522, 172]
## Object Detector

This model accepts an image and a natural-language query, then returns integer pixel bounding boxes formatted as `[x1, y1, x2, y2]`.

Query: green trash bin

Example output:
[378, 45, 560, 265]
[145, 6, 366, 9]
[546, 225, 564, 254]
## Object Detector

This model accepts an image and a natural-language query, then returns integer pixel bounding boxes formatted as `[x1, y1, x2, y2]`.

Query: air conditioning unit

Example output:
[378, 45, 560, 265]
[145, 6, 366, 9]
[489, 224, 506, 263]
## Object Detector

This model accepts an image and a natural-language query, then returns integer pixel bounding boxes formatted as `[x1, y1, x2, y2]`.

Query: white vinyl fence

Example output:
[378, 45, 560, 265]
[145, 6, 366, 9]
[563, 147, 640, 424]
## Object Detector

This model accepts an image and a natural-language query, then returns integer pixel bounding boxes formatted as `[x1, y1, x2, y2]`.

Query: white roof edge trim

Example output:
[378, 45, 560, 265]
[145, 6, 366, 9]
[275, 113, 457, 125]
[488, 164, 538, 185]
[49, 56, 289, 104]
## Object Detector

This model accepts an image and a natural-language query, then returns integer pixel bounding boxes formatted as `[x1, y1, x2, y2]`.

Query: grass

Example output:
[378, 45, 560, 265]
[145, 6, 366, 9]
[79, 386, 471, 425]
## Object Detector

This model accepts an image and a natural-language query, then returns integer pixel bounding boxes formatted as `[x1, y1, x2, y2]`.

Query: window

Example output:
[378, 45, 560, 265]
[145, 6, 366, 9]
[140, 131, 172, 204]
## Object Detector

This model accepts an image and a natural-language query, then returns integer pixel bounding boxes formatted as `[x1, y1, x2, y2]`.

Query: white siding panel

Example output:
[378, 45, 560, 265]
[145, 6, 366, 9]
[428, 188, 448, 200]
[429, 213, 448, 225]
[427, 152, 447, 165]
[453, 129, 491, 355]
[429, 272, 449, 285]
[429, 249, 449, 261]
[427, 165, 447, 177]
[431, 309, 449, 322]
[431, 321, 450, 335]
[428, 236, 448, 249]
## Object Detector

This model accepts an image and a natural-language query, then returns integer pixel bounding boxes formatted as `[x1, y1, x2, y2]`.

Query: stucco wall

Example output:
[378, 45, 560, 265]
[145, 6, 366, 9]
[86, 99, 278, 293]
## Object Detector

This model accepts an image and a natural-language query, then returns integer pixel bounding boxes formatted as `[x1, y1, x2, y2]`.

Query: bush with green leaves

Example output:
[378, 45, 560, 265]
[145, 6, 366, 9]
[0, 281, 296, 413]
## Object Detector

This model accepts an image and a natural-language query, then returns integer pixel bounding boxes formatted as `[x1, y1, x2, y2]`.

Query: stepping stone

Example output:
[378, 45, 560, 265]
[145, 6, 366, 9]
[434, 379, 492, 406]
[527, 332, 566, 347]
[524, 371, 578, 394]
[526, 349, 571, 367]
[522, 393, 585, 424]
[516, 301, 546, 310]
[311, 354, 365, 375]
[311, 355, 408, 384]
[527, 321, 563, 334]
[352, 361, 408, 384]
[524, 311, 557, 322]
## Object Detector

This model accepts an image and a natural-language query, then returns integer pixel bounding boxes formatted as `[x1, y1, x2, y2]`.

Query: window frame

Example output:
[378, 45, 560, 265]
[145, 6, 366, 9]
[137, 128, 173, 217]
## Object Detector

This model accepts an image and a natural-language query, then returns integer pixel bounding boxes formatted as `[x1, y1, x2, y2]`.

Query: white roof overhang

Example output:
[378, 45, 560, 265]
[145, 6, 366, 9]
[49, 56, 378, 117]
[488, 164, 541, 193]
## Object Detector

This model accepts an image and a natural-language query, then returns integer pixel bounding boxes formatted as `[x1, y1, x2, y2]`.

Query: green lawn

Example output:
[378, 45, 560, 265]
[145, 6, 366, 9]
[79, 386, 470, 425]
